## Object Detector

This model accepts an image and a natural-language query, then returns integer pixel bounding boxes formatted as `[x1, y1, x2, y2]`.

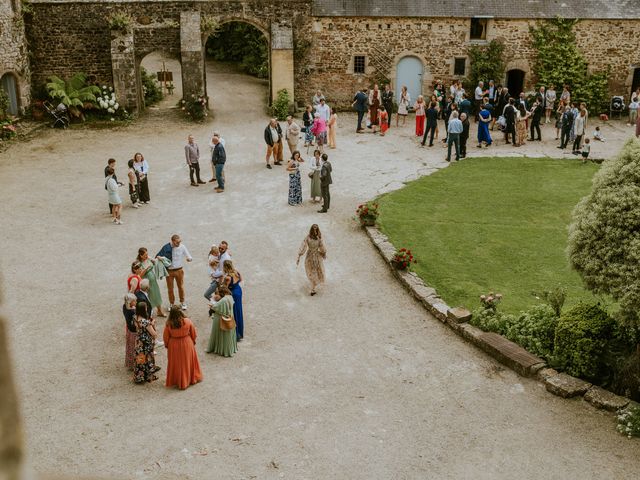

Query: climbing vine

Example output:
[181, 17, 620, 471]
[530, 18, 609, 112]
[467, 40, 505, 89]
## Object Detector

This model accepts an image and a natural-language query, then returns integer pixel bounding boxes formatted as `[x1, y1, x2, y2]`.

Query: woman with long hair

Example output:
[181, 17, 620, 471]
[309, 149, 322, 203]
[223, 260, 244, 341]
[133, 152, 150, 204]
[296, 224, 327, 296]
[311, 113, 327, 153]
[137, 247, 165, 317]
[327, 108, 338, 148]
[206, 285, 237, 357]
[287, 150, 304, 206]
[163, 306, 202, 390]
[368, 84, 381, 134]
[413, 95, 426, 137]
[127, 159, 141, 208]
[133, 302, 158, 384]
[123, 293, 137, 370]
[396, 85, 410, 127]
[127, 262, 142, 293]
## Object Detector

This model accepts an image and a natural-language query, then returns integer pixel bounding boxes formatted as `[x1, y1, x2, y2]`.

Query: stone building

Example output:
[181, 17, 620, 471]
[17, 0, 640, 112]
[0, 0, 30, 115]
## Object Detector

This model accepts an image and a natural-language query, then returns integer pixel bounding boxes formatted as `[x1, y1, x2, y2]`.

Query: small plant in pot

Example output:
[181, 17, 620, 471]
[356, 201, 380, 226]
[391, 248, 416, 270]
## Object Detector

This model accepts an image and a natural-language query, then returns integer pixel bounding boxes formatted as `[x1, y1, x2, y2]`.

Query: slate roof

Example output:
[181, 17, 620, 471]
[312, 0, 640, 19]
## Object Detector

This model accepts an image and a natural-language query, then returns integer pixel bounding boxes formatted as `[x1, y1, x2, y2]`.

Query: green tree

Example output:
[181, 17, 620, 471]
[568, 139, 640, 327]
[206, 23, 268, 79]
[530, 18, 608, 113]
[467, 40, 505, 89]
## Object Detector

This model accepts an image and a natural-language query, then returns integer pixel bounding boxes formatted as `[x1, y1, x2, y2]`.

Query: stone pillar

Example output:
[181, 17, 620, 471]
[270, 22, 295, 105]
[180, 11, 205, 101]
[110, 29, 139, 112]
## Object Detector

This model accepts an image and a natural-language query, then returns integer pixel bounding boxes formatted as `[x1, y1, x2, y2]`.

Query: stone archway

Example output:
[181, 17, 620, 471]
[110, 11, 294, 112]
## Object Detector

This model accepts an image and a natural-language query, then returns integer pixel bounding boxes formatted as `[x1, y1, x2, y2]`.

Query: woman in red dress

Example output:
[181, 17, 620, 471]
[127, 262, 143, 293]
[163, 306, 203, 390]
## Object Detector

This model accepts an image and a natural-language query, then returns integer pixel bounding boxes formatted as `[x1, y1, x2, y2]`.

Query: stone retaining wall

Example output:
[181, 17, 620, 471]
[364, 225, 633, 412]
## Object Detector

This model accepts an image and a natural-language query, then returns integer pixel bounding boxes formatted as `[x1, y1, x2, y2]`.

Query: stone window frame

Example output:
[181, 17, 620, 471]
[453, 57, 467, 77]
[468, 17, 494, 44]
[347, 54, 368, 75]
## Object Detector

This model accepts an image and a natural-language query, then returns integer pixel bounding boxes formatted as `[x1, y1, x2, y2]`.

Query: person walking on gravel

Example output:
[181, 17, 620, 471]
[297, 224, 326, 296]
[264, 118, 283, 169]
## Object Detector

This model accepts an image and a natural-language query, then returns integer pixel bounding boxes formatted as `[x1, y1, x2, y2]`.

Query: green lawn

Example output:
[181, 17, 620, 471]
[377, 157, 600, 314]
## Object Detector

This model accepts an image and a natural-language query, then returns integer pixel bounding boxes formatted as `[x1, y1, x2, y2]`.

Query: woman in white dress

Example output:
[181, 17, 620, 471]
[396, 85, 411, 127]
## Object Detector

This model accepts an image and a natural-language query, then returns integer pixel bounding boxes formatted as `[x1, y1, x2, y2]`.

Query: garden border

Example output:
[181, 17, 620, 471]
[364, 225, 634, 412]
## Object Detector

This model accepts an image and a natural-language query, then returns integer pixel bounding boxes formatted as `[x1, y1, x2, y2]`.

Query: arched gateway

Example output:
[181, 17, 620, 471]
[25, 1, 300, 113]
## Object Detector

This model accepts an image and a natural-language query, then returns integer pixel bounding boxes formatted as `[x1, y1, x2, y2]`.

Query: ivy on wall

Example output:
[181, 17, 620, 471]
[530, 18, 609, 112]
[466, 40, 506, 90]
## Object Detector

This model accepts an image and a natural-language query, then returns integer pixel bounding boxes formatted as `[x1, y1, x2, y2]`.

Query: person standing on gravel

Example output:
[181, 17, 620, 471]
[157, 234, 192, 311]
[296, 224, 326, 296]
[185, 134, 205, 187]
[211, 135, 226, 193]
[264, 118, 282, 169]
[318, 153, 332, 213]
[284, 116, 301, 155]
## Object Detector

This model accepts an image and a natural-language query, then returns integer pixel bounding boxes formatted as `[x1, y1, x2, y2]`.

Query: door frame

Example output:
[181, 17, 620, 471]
[390, 52, 432, 99]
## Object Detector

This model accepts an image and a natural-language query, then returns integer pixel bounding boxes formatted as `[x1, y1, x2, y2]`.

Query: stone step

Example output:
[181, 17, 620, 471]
[471, 331, 546, 377]
[544, 373, 591, 398]
[584, 385, 630, 411]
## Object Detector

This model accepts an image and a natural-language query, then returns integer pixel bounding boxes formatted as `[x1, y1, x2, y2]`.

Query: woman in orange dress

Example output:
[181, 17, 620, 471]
[163, 306, 203, 390]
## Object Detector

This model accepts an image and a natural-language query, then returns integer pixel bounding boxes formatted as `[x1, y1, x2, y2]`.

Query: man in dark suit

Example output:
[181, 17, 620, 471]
[460, 112, 470, 158]
[529, 100, 543, 141]
[421, 102, 439, 146]
[503, 98, 517, 145]
[318, 153, 332, 213]
[458, 93, 472, 118]
[352, 89, 369, 132]
[135, 279, 153, 319]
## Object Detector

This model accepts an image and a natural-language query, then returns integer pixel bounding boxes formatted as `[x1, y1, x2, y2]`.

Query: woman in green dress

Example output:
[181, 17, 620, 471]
[206, 285, 237, 357]
[137, 247, 166, 317]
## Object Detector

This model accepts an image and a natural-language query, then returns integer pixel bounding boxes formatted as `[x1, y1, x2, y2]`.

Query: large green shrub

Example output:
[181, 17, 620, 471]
[530, 18, 609, 113]
[0, 89, 9, 119]
[45, 73, 101, 118]
[470, 308, 516, 336]
[553, 303, 617, 381]
[140, 67, 163, 106]
[568, 139, 640, 327]
[271, 89, 290, 121]
[505, 305, 558, 359]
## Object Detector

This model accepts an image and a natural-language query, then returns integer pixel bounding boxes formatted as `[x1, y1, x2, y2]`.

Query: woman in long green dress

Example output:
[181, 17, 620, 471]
[206, 285, 237, 357]
[309, 149, 322, 202]
[137, 247, 166, 317]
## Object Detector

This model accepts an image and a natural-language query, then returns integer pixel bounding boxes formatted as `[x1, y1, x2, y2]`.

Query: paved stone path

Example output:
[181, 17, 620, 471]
[1, 63, 639, 479]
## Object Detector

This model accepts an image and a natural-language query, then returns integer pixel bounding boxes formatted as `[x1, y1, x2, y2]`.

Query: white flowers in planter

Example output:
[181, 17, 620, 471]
[96, 86, 121, 115]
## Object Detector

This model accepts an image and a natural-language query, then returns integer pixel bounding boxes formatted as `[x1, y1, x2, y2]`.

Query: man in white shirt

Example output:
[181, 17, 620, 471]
[474, 81, 485, 122]
[314, 98, 331, 122]
[157, 234, 192, 310]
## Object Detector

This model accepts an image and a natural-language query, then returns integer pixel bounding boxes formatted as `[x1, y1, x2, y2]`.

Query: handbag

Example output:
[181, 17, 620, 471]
[219, 314, 236, 331]
[308, 171, 314, 179]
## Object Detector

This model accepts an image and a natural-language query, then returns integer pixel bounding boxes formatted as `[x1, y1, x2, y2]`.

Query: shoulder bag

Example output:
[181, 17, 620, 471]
[219, 314, 236, 331]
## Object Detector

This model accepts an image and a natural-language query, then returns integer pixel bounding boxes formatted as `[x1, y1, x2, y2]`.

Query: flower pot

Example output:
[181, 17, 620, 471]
[391, 260, 408, 270]
[359, 216, 376, 227]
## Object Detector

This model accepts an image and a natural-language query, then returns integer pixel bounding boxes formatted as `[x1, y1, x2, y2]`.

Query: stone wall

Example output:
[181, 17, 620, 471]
[296, 16, 640, 108]
[0, 0, 31, 112]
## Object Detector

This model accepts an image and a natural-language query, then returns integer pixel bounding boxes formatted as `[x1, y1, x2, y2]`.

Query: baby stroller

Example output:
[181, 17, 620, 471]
[43, 101, 70, 129]
[495, 115, 507, 133]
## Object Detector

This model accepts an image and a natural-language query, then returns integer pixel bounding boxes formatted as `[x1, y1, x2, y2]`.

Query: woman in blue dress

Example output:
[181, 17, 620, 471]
[477, 105, 492, 148]
[287, 151, 304, 206]
[223, 260, 244, 341]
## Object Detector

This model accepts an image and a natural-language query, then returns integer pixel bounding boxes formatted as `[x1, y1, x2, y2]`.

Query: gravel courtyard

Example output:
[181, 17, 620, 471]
[1, 62, 639, 479]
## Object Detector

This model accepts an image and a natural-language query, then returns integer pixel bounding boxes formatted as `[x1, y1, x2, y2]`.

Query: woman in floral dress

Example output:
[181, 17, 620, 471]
[396, 86, 410, 127]
[287, 151, 304, 206]
[296, 224, 327, 296]
[133, 302, 158, 384]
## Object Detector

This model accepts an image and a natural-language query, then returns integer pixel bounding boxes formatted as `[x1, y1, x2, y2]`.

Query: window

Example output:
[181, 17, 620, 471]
[454, 58, 466, 76]
[353, 55, 366, 74]
[470, 18, 487, 40]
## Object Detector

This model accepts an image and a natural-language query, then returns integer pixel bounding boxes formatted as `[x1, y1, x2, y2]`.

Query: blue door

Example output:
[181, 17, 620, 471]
[396, 56, 423, 106]
[1, 74, 19, 116]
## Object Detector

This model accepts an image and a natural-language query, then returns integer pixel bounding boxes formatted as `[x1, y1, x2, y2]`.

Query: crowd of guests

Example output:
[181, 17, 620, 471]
[122, 236, 245, 389]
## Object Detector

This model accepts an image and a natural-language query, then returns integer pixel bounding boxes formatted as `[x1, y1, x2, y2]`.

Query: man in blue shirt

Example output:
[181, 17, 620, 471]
[446, 111, 463, 162]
